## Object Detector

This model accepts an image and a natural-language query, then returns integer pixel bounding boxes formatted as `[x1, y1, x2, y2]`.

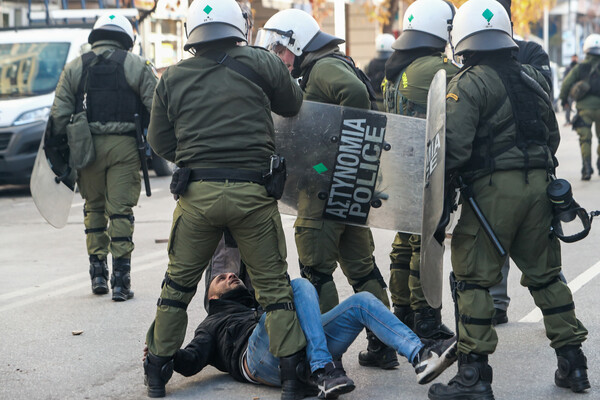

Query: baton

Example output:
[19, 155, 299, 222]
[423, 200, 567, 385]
[134, 113, 151, 197]
[458, 177, 507, 258]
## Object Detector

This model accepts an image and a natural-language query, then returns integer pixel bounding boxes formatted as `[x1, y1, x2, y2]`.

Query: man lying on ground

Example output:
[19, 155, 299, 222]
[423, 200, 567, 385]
[144, 274, 457, 399]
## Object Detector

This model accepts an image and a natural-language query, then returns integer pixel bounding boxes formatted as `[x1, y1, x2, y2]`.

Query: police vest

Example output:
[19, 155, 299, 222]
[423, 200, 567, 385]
[382, 75, 426, 118]
[75, 50, 145, 125]
[468, 60, 553, 178]
[300, 54, 379, 111]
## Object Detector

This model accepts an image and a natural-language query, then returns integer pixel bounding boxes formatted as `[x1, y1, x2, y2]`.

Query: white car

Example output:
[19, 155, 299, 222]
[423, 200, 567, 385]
[0, 28, 90, 184]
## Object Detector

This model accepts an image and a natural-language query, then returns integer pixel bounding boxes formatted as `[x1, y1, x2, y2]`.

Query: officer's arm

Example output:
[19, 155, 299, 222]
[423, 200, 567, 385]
[173, 329, 215, 377]
[50, 60, 79, 136]
[315, 62, 371, 109]
[124, 54, 159, 114]
[559, 66, 579, 104]
[445, 76, 482, 174]
[147, 77, 177, 162]
[269, 54, 303, 117]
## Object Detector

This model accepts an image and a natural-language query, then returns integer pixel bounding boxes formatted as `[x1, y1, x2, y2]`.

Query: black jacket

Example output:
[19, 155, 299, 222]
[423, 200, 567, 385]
[515, 39, 553, 91]
[173, 287, 262, 383]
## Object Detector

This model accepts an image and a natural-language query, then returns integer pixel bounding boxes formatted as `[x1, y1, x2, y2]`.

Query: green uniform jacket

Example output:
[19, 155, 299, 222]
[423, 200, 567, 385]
[446, 64, 559, 180]
[384, 53, 460, 115]
[148, 43, 302, 171]
[295, 46, 371, 225]
[559, 54, 600, 110]
[51, 40, 157, 136]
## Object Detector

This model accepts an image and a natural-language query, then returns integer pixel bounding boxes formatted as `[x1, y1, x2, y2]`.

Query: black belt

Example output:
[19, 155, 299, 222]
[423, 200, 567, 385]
[189, 168, 264, 184]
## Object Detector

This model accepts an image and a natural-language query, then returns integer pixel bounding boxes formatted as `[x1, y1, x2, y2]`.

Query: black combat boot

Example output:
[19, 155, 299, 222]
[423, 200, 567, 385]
[89, 255, 109, 295]
[414, 307, 454, 339]
[597, 159, 600, 176]
[358, 331, 400, 369]
[144, 353, 174, 398]
[555, 345, 590, 393]
[428, 353, 495, 400]
[281, 351, 316, 400]
[393, 305, 415, 330]
[581, 161, 593, 181]
[111, 257, 134, 301]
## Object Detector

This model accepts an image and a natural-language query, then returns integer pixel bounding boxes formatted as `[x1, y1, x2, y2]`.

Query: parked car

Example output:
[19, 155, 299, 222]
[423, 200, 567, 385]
[0, 27, 171, 185]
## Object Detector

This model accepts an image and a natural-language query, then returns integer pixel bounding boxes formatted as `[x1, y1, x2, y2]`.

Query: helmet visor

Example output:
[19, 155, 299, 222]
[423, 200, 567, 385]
[255, 28, 298, 55]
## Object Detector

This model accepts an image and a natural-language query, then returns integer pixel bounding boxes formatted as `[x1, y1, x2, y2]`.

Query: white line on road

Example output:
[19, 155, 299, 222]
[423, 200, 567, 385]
[519, 260, 600, 323]
[0, 250, 166, 303]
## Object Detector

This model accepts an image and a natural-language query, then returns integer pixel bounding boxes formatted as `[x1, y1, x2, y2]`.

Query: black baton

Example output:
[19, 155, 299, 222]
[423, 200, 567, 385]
[458, 177, 507, 258]
[134, 113, 151, 197]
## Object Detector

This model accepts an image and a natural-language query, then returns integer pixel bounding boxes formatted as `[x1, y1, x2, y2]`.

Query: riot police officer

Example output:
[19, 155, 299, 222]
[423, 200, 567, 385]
[365, 33, 395, 110]
[256, 9, 398, 370]
[49, 13, 157, 301]
[382, 0, 457, 340]
[143, 0, 308, 398]
[429, 1, 589, 398]
[560, 33, 600, 180]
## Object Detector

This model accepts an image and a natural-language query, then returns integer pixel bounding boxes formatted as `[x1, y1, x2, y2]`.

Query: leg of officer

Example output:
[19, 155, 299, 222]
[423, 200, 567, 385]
[510, 171, 589, 393]
[144, 183, 224, 398]
[576, 109, 594, 180]
[105, 135, 140, 301]
[78, 136, 110, 296]
[389, 232, 413, 326]
[295, 220, 343, 313]
[488, 258, 511, 325]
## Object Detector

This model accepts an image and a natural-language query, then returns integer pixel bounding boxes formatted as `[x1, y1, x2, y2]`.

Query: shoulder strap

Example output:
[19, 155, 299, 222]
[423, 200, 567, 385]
[329, 54, 379, 110]
[201, 50, 273, 101]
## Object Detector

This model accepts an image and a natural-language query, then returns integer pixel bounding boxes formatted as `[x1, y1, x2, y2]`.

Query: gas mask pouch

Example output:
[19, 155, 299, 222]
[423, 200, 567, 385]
[547, 178, 596, 243]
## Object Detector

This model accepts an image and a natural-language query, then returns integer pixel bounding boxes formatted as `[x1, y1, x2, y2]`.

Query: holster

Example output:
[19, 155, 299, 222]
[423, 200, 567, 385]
[263, 154, 286, 200]
[170, 167, 192, 196]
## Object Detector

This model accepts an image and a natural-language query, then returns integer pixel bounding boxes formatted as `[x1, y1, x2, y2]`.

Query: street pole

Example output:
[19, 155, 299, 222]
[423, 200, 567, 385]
[334, 0, 346, 54]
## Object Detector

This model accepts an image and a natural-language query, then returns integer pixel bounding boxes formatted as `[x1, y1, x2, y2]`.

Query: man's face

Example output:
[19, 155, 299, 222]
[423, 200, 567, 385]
[208, 272, 245, 300]
[273, 44, 296, 73]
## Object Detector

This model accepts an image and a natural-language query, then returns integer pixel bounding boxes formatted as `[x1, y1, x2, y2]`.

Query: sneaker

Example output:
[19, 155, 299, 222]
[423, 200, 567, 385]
[311, 362, 355, 399]
[413, 336, 458, 385]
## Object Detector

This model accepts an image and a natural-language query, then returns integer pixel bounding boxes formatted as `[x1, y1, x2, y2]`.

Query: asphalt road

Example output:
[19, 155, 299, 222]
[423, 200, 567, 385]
[1, 112, 599, 400]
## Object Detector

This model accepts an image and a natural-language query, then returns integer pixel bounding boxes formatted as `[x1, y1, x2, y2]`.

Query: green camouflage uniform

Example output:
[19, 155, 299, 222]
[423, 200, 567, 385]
[559, 53, 600, 173]
[146, 42, 306, 358]
[446, 61, 587, 355]
[383, 53, 459, 312]
[50, 39, 157, 261]
[294, 45, 389, 313]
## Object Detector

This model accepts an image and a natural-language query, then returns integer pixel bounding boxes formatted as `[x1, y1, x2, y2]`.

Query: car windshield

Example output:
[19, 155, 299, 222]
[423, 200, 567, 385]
[0, 42, 70, 98]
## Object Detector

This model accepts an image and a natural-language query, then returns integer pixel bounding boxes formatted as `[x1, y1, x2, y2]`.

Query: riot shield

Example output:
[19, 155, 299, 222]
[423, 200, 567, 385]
[30, 119, 76, 228]
[420, 70, 447, 309]
[273, 103, 427, 233]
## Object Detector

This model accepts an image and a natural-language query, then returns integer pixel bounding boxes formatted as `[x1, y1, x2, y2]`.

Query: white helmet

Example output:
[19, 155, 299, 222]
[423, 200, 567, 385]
[451, 0, 517, 55]
[88, 13, 135, 49]
[255, 9, 344, 56]
[583, 34, 600, 55]
[184, 0, 248, 51]
[392, 0, 455, 51]
[376, 33, 395, 53]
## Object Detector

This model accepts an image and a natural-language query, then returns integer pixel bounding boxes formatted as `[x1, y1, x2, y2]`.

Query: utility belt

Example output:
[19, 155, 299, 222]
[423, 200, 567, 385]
[170, 155, 286, 200]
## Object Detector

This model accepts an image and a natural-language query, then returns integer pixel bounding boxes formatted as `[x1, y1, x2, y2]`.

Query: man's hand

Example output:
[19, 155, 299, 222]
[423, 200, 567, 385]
[143, 345, 149, 362]
[562, 101, 571, 112]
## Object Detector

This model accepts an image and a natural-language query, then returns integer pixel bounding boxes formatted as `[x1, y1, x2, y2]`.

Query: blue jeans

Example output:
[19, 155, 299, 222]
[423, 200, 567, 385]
[245, 278, 423, 386]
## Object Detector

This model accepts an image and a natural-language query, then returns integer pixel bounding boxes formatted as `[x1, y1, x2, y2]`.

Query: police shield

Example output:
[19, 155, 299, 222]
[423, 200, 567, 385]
[272, 69, 446, 307]
[30, 119, 76, 228]
[420, 70, 447, 309]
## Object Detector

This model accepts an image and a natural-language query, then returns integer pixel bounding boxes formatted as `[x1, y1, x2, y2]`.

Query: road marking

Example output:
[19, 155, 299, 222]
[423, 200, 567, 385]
[519, 260, 600, 323]
[71, 188, 163, 208]
[0, 250, 165, 303]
